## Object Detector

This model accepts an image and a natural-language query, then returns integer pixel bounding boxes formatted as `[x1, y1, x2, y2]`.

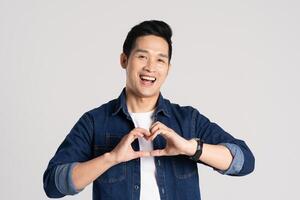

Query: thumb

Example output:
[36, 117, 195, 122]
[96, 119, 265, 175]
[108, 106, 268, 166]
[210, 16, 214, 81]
[134, 151, 151, 158]
[150, 149, 167, 157]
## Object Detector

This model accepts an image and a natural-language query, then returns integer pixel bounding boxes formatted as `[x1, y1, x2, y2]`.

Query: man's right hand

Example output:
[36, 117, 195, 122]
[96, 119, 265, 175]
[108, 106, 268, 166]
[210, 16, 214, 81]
[109, 128, 151, 164]
[71, 128, 151, 191]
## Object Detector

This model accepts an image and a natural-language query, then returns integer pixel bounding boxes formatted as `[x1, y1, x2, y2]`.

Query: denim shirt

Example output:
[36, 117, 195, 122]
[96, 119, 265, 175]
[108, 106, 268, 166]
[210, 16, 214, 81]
[43, 88, 255, 200]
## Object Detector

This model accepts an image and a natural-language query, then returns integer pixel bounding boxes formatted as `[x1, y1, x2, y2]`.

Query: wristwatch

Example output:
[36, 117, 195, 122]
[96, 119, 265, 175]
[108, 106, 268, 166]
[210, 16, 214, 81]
[189, 138, 203, 161]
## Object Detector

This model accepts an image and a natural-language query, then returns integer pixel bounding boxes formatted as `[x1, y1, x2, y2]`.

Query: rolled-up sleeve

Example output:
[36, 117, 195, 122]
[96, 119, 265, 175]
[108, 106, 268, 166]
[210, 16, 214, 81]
[55, 162, 83, 195]
[192, 108, 255, 176]
[43, 113, 93, 198]
[216, 143, 244, 175]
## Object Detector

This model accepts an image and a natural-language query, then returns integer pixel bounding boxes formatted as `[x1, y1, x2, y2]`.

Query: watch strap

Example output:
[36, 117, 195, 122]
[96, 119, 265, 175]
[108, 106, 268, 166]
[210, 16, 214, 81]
[189, 138, 203, 161]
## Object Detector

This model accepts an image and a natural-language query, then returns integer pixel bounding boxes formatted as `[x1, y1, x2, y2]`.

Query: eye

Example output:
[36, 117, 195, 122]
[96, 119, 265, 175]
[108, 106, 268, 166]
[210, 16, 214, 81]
[158, 59, 166, 63]
[138, 55, 147, 59]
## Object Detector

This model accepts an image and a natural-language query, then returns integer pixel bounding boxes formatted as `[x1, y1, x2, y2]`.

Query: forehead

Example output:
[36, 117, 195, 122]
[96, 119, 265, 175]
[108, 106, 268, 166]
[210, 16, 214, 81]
[133, 35, 169, 54]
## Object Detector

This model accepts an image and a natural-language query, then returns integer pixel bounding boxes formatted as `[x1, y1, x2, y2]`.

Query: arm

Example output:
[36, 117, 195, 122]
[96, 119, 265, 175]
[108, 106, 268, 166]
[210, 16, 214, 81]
[70, 152, 117, 190]
[53, 157, 115, 196]
[184, 140, 244, 174]
[43, 113, 94, 198]
[44, 117, 151, 198]
[148, 109, 254, 176]
[193, 109, 255, 176]
[185, 140, 233, 171]
[148, 122, 235, 171]
[71, 128, 151, 190]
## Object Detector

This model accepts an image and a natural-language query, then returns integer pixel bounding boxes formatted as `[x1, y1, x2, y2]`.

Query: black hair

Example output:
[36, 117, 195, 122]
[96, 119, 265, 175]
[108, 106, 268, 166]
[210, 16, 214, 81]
[122, 20, 173, 62]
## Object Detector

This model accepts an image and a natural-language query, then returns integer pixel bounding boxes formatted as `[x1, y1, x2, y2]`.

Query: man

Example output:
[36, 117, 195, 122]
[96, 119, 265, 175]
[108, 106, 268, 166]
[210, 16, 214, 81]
[43, 20, 255, 200]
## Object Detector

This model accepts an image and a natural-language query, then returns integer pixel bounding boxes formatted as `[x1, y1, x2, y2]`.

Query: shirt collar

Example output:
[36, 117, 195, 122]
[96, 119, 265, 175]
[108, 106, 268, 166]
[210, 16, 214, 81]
[112, 87, 171, 118]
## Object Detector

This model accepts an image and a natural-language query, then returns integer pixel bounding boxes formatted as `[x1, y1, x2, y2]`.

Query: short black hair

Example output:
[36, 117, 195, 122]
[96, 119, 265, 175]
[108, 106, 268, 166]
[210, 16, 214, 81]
[122, 20, 173, 62]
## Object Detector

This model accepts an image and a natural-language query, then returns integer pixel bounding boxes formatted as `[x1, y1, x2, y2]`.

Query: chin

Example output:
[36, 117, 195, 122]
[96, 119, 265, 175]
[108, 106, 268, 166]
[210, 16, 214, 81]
[138, 88, 159, 98]
[126, 84, 160, 98]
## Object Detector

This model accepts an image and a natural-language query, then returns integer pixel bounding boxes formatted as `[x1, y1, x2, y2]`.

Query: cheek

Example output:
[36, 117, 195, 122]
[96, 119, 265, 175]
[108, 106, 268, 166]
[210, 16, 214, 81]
[128, 60, 144, 72]
[158, 69, 169, 78]
[126, 68, 138, 81]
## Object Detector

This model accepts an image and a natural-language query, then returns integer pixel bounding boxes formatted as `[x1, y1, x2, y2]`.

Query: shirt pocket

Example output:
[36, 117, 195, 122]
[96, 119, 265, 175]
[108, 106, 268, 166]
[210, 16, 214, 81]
[172, 155, 198, 179]
[93, 135, 126, 183]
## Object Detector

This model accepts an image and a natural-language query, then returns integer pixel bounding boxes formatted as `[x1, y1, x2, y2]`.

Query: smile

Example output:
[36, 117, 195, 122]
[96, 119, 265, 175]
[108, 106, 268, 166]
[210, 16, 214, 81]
[140, 75, 156, 83]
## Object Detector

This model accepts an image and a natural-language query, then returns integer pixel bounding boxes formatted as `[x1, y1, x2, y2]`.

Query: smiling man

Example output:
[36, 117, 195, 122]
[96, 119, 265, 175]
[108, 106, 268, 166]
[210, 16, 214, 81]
[43, 20, 255, 200]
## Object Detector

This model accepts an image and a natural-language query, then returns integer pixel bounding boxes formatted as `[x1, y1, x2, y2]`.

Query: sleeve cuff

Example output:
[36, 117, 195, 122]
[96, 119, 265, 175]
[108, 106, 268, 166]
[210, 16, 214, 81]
[216, 143, 244, 175]
[55, 162, 83, 195]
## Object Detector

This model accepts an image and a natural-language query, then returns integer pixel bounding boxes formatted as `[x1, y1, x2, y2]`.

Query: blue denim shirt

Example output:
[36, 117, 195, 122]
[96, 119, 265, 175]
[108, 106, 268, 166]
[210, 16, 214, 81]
[43, 88, 255, 200]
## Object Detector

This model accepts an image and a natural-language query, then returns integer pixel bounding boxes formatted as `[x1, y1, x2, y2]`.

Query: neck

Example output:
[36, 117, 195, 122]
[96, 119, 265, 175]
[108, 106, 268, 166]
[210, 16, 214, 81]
[125, 88, 159, 113]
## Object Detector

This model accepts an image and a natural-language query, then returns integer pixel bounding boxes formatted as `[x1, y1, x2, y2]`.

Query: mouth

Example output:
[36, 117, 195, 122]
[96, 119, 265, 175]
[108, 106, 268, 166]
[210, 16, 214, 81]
[139, 75, 157, 85]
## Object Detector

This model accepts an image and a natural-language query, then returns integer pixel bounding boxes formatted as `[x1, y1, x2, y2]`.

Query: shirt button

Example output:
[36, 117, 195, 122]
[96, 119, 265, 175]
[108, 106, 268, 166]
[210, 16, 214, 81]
[157, 159, 161, 166]
[134, 185, 139, 190]
[161, 187, 165, 194]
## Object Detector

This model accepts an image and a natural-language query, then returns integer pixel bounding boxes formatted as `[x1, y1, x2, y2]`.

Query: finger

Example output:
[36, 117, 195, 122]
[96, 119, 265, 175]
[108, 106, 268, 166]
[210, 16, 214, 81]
[148, 129, 162, 141]
[134, 151, 151, 158]
[150, 121, 162, 131]
[127, 131, 144, 143]
[132, 127, 152, 140]
[134, 127, 151, 137]
[149, 125, 159, 135]
[149, 123, 162, 135]
[133, 131, 144, 138]
[150, 121, 169, 134]
[150, 121, 160, 128]
[150, 149, 167, 157]
[150, 121, 166, 138]
[150, 127, 173, 141]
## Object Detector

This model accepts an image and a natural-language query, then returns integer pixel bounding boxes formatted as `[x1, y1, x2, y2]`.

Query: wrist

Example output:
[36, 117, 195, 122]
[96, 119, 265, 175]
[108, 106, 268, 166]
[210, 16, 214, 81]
[103, 152, 118, 166]
[188, 138, 204, 161]
[184, 139, 198, 156]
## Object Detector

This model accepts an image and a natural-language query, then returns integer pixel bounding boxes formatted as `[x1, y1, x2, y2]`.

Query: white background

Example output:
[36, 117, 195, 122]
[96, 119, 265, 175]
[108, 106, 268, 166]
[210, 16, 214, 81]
[1, 0, 299, 199]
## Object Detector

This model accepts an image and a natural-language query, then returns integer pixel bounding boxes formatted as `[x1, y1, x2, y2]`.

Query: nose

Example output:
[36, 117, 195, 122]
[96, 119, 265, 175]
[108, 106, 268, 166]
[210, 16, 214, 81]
[143, 57, 156, 72]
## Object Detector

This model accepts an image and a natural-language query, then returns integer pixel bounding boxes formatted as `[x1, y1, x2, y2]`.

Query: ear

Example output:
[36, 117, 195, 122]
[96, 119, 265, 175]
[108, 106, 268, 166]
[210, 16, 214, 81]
[120, 53, 128, 69]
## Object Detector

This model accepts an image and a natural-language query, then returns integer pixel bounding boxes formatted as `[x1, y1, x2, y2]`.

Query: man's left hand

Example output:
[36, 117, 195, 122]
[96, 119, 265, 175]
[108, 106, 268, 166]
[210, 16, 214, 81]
[148, 121, 197, 157]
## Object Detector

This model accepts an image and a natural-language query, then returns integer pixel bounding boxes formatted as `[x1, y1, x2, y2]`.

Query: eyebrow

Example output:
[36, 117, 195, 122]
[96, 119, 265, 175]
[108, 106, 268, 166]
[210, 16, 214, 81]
[135, 48, 169, 59]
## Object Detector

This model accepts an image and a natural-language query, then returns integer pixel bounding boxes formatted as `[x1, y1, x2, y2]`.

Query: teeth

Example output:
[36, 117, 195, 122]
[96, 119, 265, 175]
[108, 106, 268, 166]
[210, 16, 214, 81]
[140, 75, 156, 81]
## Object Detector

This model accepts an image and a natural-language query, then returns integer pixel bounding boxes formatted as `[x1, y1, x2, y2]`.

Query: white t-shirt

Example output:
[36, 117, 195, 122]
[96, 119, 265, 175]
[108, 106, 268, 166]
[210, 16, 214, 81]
[129, 110, 160, 200]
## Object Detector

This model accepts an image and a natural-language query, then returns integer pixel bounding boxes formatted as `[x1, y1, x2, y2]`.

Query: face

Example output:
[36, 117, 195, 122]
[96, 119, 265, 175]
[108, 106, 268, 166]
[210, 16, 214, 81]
[120, 35, 171, 98]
